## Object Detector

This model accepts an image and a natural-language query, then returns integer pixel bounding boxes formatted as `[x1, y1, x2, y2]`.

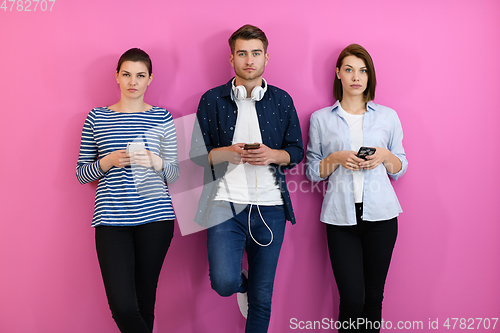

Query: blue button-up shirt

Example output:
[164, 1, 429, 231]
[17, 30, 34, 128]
[190, 78, 304, 225]
[306, 101, 408, 225]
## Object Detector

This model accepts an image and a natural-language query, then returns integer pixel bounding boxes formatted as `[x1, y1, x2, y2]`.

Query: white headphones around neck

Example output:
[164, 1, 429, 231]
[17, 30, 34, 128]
[232, 78, 268, 101]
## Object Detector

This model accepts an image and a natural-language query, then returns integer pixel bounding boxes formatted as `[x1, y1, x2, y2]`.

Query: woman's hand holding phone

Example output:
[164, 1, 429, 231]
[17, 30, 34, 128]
[130, 149, 163, 171]
[99, 150, 131, 172]
[336, 151, 365, 171]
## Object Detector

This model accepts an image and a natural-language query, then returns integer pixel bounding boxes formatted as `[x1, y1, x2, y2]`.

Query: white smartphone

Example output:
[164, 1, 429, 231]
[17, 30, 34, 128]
[126, 142, 145, 154]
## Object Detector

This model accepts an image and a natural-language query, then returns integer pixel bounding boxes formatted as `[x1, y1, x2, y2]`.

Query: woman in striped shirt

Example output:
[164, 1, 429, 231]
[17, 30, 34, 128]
[76, 48, 179, 333]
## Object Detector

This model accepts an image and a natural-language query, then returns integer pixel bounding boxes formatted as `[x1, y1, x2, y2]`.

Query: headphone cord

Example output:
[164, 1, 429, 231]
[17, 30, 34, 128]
[248, 165, 273, 247]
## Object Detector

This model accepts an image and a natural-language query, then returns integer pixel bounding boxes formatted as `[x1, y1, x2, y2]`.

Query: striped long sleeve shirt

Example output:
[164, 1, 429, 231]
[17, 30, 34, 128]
[76, 106, 179, 227]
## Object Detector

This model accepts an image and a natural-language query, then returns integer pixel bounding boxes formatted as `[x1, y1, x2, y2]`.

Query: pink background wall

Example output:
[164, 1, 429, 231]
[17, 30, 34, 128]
[1, 0, 499, 332]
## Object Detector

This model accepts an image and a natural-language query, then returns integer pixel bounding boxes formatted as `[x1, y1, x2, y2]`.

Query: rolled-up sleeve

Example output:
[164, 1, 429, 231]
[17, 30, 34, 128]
[387, 113, 408, 180]
[280, 96, 304, 169]
[189, 93, 214, 169]
[306, 113, 328, 182]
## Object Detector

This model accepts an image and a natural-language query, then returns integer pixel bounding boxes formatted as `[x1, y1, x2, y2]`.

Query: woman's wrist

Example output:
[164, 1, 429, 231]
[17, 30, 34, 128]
[151, 154, 163, 172]
[382, 149, 402, 174]
[99, 155, 112, 173]
[320, 152, 339, 178]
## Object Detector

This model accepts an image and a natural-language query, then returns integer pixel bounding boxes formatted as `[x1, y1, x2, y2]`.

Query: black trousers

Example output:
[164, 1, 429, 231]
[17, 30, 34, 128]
[95, 220, 174, 333]
[327, 204, 397, 333]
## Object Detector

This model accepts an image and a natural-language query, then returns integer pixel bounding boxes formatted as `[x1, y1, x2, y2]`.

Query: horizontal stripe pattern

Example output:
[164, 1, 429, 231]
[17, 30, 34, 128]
[76, 107, 179, 227]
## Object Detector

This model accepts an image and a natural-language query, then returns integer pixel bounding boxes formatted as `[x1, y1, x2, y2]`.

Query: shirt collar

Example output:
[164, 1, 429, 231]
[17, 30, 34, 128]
[331, 100, 340, 112]
[221, 78, 234, 98]
[367, 101, 377, 111]
[331, 100, 377, 113]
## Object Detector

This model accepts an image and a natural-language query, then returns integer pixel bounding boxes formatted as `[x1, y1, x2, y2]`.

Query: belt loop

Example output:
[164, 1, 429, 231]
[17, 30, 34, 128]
[229, 201, 237, 217]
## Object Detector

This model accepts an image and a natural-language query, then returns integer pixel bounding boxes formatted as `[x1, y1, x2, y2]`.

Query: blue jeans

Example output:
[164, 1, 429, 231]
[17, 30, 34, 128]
[207, 201, 286, 333]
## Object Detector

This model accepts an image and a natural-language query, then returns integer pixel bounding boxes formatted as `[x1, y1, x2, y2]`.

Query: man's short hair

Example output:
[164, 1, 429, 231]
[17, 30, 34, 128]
[228, 24, 269, 54]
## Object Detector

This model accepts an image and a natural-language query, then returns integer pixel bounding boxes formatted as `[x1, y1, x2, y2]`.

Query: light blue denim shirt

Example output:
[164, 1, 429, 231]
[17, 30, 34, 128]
[306, 101, 408, 225]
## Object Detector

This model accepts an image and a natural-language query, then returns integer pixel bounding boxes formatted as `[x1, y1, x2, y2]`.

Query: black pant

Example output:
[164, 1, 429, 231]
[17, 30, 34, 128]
[95, 220, 174, 333]
[327, 204, 397, 333]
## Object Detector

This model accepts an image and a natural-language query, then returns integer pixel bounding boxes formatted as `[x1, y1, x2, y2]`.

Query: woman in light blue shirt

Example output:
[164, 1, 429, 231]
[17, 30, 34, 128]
[306, 44, 407, 332]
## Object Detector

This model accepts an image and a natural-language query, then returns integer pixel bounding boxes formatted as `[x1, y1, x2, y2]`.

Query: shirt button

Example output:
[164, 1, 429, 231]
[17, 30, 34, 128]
[230, 127, 234, 130]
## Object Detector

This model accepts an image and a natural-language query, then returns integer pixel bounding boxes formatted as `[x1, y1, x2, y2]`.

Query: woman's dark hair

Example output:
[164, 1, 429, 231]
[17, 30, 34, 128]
[228, 24, 269, 54]
[333, 44, 376, 102]
[116, 48, 152, 75]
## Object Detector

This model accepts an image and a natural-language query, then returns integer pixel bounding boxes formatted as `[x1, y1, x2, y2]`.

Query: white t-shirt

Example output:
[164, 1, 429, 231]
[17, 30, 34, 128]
[338, 104, 364, 203]
[214, 95, 283, 205]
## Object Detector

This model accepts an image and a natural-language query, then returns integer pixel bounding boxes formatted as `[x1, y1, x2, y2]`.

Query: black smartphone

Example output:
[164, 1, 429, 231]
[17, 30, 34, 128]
[244, 143, 260, 150]
[357, 147, 376, 160]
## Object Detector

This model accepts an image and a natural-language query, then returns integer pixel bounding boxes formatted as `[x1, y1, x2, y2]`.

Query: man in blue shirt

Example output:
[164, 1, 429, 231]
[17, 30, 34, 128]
[190, 24, 303, 332]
